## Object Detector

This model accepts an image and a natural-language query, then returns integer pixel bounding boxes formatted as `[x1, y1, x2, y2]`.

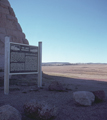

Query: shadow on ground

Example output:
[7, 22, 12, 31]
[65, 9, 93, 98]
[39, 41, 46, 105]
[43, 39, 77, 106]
[0, 73, 107, 120]
[43, 73, 107, 94]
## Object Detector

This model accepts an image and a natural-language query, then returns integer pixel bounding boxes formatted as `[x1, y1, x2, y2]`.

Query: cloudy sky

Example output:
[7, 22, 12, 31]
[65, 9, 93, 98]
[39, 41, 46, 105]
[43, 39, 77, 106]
[9, 0, 107, 63]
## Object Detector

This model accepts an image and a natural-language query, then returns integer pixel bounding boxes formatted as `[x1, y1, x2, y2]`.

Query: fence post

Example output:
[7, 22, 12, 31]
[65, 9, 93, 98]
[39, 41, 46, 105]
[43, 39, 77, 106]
[38, 42, 42, 87]
[4, 36, 10, 95]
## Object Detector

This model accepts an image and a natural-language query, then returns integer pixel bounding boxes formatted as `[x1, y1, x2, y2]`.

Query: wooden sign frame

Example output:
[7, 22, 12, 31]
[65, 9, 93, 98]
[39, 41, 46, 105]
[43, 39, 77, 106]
[4, 36, 42, 94]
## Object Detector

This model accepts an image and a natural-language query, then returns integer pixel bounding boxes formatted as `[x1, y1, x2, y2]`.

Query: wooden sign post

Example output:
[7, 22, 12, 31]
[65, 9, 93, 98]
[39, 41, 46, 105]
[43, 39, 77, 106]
[4, 36, 42, 94]
[4, 36, 10, 94]
[38, 42, 42, 87]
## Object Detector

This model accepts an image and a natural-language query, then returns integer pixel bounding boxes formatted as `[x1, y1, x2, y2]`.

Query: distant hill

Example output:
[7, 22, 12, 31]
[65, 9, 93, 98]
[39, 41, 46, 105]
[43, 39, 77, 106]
[42, 62, 72, 66]
[42, 62, 107, 66]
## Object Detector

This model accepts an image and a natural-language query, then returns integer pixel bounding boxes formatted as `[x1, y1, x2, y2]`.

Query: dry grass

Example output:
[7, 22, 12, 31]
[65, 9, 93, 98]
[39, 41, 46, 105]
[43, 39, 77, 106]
[42, 64, 107, 82]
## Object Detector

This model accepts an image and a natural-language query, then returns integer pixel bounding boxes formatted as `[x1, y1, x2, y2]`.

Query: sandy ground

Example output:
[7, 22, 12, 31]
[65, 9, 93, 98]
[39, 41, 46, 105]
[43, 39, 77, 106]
[0, 64, 107, 120]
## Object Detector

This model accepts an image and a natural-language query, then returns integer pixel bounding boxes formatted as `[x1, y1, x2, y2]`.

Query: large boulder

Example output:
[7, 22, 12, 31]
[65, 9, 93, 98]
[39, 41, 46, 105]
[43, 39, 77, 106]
[92, 90, 105, 102]
[0, 105, 21, 120]
[48, 81, 64, 91]
[23, 99, 57, 120]
[73, 91, 95, 106]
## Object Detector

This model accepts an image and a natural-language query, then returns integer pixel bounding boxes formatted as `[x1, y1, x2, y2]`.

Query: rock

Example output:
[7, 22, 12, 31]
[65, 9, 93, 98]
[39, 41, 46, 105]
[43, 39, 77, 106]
[23, 39, 29, 44]
[0, 0, 29, 73]
[0, 0, 10, 7]
[92, 90, 105, 102]
[39, 103, 57, 120]
[6, 14, 17, 21]
[0, 27, 6, 34]
[8, 6, 15, 16]
[73, 91, 95, 106]
[48, 81, 64, 91]
[23, 100, 57, 119]
[0, 104, 21, 120]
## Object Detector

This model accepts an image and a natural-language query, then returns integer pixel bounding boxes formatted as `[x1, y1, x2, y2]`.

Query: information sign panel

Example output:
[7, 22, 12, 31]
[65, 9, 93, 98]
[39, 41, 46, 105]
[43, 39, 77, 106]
[4, 36, 42, 95]
[10, 43, 38, 73]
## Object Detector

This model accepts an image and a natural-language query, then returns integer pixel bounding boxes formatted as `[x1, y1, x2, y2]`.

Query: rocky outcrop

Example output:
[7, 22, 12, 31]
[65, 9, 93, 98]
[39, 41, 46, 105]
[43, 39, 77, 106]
[0, 0, 29, 71]
[0, 104, 21, 120]
[48, 81, 64, 91]
[23, 99, 58, 119]
[73, 91, 95, 106]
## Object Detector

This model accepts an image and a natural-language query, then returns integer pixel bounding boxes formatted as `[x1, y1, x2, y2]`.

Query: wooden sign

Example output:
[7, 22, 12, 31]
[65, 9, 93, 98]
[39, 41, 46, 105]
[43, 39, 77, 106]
[4, 36, 42, 95]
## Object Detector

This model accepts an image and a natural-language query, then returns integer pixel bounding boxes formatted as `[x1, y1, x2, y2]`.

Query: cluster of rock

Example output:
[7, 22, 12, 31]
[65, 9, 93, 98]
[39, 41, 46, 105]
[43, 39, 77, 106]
[23, 100, 58, 120]
[48, 81, 106, 106]
[0, 0, 29, 71]
[0, 89, 106, 120]
[0, 81, 106, 119]
[0, 101, 58, 120]
[73, 90, 105, 106]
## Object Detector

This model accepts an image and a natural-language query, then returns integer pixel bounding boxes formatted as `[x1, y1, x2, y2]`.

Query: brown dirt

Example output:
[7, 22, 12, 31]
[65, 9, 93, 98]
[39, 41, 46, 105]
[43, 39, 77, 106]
[0, 64, 107, 120]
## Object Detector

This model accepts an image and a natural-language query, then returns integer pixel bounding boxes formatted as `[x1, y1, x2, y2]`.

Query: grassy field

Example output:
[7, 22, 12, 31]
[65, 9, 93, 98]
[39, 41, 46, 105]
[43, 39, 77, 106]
[42, 64, 107, 81]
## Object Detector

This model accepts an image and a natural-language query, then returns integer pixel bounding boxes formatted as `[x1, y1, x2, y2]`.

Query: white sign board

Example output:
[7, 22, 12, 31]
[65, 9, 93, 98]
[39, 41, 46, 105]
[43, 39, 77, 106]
[10, 43, 38, 73]
[4, 36, 42, 94]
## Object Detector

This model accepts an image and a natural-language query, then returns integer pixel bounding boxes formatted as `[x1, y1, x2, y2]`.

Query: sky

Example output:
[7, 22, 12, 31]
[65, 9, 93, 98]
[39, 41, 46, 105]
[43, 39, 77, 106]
[8, 0, 107, 63]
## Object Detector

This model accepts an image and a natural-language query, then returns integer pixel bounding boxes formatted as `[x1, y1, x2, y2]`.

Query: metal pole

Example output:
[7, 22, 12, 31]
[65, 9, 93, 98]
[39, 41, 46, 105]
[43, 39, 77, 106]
[4, 36, 10, 94]
[38, 42, 42, 87]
